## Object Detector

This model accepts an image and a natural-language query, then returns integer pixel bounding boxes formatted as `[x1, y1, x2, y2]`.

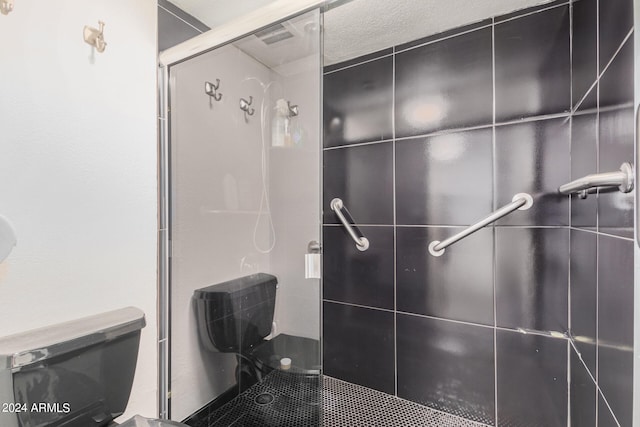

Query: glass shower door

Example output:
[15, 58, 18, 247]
[165, 9, 322, 426]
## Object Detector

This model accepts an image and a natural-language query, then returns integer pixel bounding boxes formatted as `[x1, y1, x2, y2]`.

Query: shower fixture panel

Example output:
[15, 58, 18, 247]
[204, 79, 222, 101]
[428, 193, 533, 257]
[558, 162, 634, 199]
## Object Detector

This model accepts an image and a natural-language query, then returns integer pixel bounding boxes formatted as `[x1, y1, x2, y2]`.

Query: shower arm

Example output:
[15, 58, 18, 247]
[558, 162, 634, 199]
[428, 193, 533, 257]
[330, 198, 369, 252]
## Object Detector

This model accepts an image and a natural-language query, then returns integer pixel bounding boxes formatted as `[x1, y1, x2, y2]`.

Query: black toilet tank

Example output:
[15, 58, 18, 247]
[194, 273, 277, 353]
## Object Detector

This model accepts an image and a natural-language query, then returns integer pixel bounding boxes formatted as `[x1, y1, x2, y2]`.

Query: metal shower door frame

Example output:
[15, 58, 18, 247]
[634, 1, 640, 424]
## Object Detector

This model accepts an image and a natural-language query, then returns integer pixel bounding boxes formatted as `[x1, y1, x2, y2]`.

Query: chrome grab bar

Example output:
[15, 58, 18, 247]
[330, 198, 369, 251]
[558, 162, 634, 199]
[428, 193, 533, 257]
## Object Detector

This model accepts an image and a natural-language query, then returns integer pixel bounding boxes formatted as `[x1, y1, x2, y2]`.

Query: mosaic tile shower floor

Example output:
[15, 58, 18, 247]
[188, 371, 490, 426]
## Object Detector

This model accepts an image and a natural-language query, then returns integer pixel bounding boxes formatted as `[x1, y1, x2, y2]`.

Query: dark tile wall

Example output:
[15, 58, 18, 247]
[395, 27, 493, 136]
[494, 5, 571, 121]
[397, 315, 495, 425]
[495, 228, 569, 332]
[323, 302, 395, 394]
[323, 0, 634, 425]
[496, 331, 568, 426]
[569, 0, 636, 424]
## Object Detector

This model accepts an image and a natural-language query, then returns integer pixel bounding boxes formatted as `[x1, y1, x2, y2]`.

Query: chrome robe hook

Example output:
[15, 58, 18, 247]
[240, 96, 255, 117]
[84, 21, 107, 52]
[1, 0, 14, 15]
[205, 79, 222, 101]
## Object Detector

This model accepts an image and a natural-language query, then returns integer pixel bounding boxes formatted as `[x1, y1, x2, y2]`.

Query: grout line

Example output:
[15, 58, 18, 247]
[597, 102, 635, 113]
[594, 2, 600, 420]
[569, 0, 574, 111]
[323, 223, 393, 227]
[323, 138, 394, 151]
[491, 18, 499, 427]
[393, 22, 493, 56]
[494, 1, 570, 26]
[568, 226, 635, 241]
[567, 4, 574, 424]
[158, 4, 207, 34]
[395, 123, 494, 141]
[567, 339, 571, 427]
[323, 299, 395, 313]
[325, 298, 536, 333]
[392, 48, 398, 398]
[599, 28, 634, 79]
[494, 112, 571, 127]
[573, 79, 599, 112]
[573, 28, 633, 112]
[573, 102, 634, 116]
[325, 112, 572, 153]
[325, 223, 573, 229]
[493, 326, 569, 339]
[568, 339, 622, 426]
[399, 224, 570, 229]
[398, 311, 495, 330]
[323, 52, 394, 75]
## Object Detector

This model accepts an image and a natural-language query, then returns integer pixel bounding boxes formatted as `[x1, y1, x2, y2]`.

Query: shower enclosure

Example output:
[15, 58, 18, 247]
[159, 0, 639, 425]
[158, 4, 322, 425]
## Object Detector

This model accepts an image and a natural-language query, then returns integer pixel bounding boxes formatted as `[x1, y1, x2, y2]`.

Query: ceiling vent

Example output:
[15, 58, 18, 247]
[255, 23, 294, 45]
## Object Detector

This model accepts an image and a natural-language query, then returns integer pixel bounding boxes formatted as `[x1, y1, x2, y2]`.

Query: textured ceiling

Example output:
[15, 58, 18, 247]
[169, 0, 554, 65]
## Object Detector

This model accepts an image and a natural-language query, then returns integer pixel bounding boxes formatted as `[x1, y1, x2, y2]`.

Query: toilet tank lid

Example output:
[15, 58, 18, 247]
[0, 306, 145, 370]
[194, 273, 277, 300]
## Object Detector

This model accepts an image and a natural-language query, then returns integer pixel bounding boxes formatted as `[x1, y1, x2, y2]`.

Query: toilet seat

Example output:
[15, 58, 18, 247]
[248, 333, 320, 375]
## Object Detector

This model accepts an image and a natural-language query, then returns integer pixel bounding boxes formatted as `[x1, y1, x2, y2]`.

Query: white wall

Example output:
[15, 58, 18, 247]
[169, 44, 273, 421]
[0, 0, 158, 421]
[168, 24, 321, 418]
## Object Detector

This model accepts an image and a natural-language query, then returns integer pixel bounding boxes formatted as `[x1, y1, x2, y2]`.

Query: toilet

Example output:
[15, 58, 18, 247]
[193, 273, 319, 383]
[0, 307, 187, 427]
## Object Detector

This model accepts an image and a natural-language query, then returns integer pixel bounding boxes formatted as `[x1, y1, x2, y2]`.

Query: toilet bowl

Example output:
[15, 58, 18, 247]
[194, 273, 319, 383]
[0, 307, 188, 427]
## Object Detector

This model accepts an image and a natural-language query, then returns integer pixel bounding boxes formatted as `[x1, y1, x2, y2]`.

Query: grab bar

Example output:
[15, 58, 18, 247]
[330, 198, 369, 251]
[428, 193, 533, 257]
[558, 162, 634, 199]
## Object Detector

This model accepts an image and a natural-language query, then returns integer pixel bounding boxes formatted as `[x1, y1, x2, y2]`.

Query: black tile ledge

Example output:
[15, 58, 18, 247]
[494, 0, 568, 23]
[395, 18, 492, 53]
[324, 48, 394, 74]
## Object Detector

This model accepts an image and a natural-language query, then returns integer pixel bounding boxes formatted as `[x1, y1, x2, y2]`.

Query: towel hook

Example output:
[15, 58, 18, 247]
[1, 0, 13, 15]
[240, 96, 255, 118]
[288, 102, 299, 117]
[83, 21, 107, 53]
[205, 79, 222, 101]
